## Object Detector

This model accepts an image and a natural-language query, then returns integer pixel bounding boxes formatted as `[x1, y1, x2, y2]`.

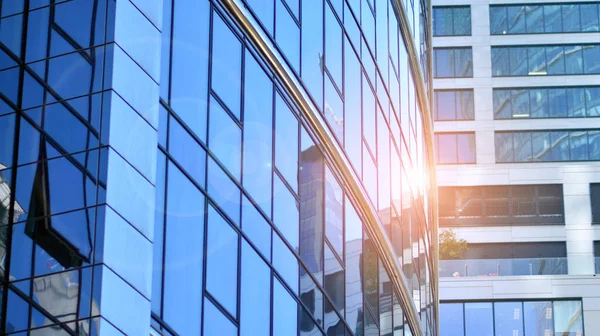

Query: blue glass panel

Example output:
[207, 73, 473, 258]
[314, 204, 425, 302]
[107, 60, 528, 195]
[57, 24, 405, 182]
[363, 77, 376, 152]
[548, 88, 567, 118]
[562, 5, 581, 32]
[129, 0, 163, 29]
[324, 243, 344, 312]
[243, 52, 273, 214]
[569, 131, 588, 161]
[158, 105, 167, 147]
[583, 45, 600, 74]
[241, 196, 271, 260]
[529, 89, 548, 118]
[588, 131, 600, 160]
[276, 0, 300, 73]
[434, 7, 453, 36]
[567, 88, 586, 117]
[495, 132, 514, 163]
[203, 298, 237, 336]
[564, 45, 583, 75]
[301, 0, 323, 110]
[464, 302, 493, 336]
[240, 241, 270, 336]
[544, 5, 562, 33]
[491, 47, 509, 77]
[275, 94, 298, 191]
[546, 46, 565, 75]
[581, 4, 600, 32]
[455, 48, 473, 77]
[527, 47, 546, 74]
[0, 15, 23, 57]
[513, 132, 532, 162]
[490, 6, 508, 34]
[325, 167, 343, 257]
[273, 278, 298, 336]
[209, 96, 242, 181]
[440, 303, 464, 336]
[25, 8, 49, 63]
[494, 302, 523, 336]
[206, 204, 238, 315]
[532, 132, 552, 162]
[170, 0, 209, 141]
[211, 13, 242, 118]
[326, 5, 342, 87]
[207, 157, 241, 226]
[169, 117, 206, 187]
[434, 49, 453, 78]
[163, 163, 204, 335]
[509, 47, 527, 76]
[159, 0, 172, 100]
[586, 87, 600, 117]
[550, 131, 570, 161]
[525, 5, 544, 33]
[554, 301, 583, 335]
[524, 301, 553, 335]
[345, 199, 363, 334]
[344, 42, 362, 176]
[507, 6, 526, 33]
[151, 152, 166, 314]
[325, 75, 343, 143]
[273, 233, 299, 293]
[0, 113, 15, 168]
[246, 0, 274, 34]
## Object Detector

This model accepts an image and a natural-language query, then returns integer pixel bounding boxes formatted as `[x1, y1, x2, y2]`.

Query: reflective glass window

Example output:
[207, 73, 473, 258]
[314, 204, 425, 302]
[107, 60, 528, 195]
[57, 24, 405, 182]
[455, 48, 473, 77]
[276, 0, 300, 72]
[491, 47, 510, 77]
[246, 0, 274, 34]
[203, 298, 237, 336]
[554, 301, 583, 335]
[581, 4, 600, 32]
[494, 302, 523, 336]
[241, 196, 271, 260]
[439, 303, 464, 336]
[275, 94, 299, 192]
[169, 117, 206, 187]
[507, 6, 526, 34]
[525, 5, 544, 33]
[211, 13, 242, 118]
[301, 0, 323, 110]
[345, 199, 363, 335]
[509, 47, 527, 76]
[546, 46, 565, 75]
[273, 173, 299, 249]
[544, 5, 562, 33]
[435, 90, 474, 121]
[584, 45, 600, 74]
[326, 4, 343, 87]
[325, 167, 343, 257]
[206, 205, 238, 315]
[273, 232, 299, 292]
[434, 48, 453, 78]
[524, 301, 553, 335]
[0, 113, 15, 168]
[493, 89, 511, 119]
[511, 89, 530, 118]
[562, 5, 581, 32]
[528, 47, 546, 75]
[240, 241, 270, 336]
[464, 302, 493, 336]
[495, 132, 514, 163]
[207, 157, 241, 226]
[163, 164, 205, 335]
[273, 278, 298, 336]
[587, 87, 600, 117]
[490, 6, 508, 34]
[209, 96, 242, 181]
[564, 45, 583, 75]
[433, 6, 471, 36]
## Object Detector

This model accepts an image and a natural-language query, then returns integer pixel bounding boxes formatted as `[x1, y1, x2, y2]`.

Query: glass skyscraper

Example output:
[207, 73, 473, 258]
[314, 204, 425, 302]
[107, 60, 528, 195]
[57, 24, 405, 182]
[0, 0, 437, 335]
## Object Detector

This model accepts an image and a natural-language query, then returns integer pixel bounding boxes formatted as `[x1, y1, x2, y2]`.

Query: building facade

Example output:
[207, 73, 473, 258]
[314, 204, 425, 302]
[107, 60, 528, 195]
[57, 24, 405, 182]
[431, 1, 600, 335]
[0, 0, 438, 335]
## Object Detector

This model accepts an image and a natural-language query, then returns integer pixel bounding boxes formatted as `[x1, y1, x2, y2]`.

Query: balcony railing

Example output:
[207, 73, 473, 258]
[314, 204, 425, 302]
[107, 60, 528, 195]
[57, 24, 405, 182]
[439, 257, 568, 277]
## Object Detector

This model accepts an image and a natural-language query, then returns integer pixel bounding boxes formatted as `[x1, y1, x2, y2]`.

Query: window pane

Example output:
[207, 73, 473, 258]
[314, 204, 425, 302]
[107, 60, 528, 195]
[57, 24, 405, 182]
[211, 13, 242, 118]
[169, 118, 206, 186]
[273, 278, 298, 336]
[507, 6, 526, 34]
[524, 301, 553, 335]
[435, 91, 456, 121]
[206, 205, 238, 315]
[433, 7, 453, 36]
[240, 241, 270, 336]
[464, 302, 493, 336]
[345, 200, 363, 335]
[458, 187, 482, 217]
[510, 47, 528, 76]
[493, 89, 511, 119]
[454, 7, 471, 35]
[528, 47, 546, 74]
[544, 5, 562, 33]
[530, 89, 548, 118]
[564, 45, 583, 75]
[490, 6, 508, 35]
[273, 174, 299, 249]
[209, 96, 242, 181]
[583, 45, 600, 74]
[494, 302, 523, 336]
[458, 90, 475, 120]
[491, 48, 510, 76]
[546, 46, 565, 75]
[207, 158, 241, 225]
[457, 133, 476, 163]
[276, 0, 300, 72]
[437, 133, 457, 164]
[514, 132, 532, 162]
[455, 48, 473, 77]
[569, 131, 588, 161]
[590, 131, 600, 160]
[550, 131, 570, 161]
[325, 167, 343, 257]
[273, 233, 299, 292]
[326, 4, 342, 86]
[581, 4, 600, 32]
[275, 94, 299, 191]
[241, 196, 271, 260]
[532, 131, 552, 161]
[511, 89, 530, 118]
[548, 88, 567, 118]
[440, 303, 464, 336]
[495, 132, 514, 163]
[525, 5, 544, 33]
[562, 5, 581, 32]
[587, 88, 600, 117]
[567, 88, 586, 117]
[554, 301, 583, 335]
[434, 49, 454, 78]
[164, 164, 205, 335]
[485, 186, 510, 217]
[203, 298, 237, 336]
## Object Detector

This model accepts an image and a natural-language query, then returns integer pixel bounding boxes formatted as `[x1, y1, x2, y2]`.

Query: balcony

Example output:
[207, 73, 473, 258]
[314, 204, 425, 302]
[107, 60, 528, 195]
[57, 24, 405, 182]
[439, 257, 568, 277]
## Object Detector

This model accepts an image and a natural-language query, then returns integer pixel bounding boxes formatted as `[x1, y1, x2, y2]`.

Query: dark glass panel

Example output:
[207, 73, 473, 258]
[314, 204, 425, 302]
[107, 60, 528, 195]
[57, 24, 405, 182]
[0, 113, 15, 168]
[484, 186, 509, 217]
[458, 187, 482, 218]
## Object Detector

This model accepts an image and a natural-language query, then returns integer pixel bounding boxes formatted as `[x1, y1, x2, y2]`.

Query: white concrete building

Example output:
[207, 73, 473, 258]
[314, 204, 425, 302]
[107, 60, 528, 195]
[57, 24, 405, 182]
[431, 0, 600, 334]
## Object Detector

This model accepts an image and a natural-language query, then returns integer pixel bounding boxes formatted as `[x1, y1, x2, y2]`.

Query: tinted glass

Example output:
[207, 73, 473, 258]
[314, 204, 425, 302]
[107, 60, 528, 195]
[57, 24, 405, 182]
[440, 303, 464, 336]
[211, 13, 242, 118]
[240, 241, 270, 336]
[494, 302, 523, 336]
[464, 302, 493, 336]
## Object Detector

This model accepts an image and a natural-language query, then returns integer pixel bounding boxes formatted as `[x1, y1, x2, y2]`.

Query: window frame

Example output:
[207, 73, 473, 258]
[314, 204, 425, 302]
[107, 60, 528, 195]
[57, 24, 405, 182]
[433, 47, 473, 78]
[433, 6, 472, 36]
[434, 89, 475, 121]
[434, 132, 476, 164]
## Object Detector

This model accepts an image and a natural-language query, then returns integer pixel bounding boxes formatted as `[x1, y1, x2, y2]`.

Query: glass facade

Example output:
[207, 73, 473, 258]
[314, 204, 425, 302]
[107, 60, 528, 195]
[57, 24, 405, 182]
[491, 44, 600, 77]
[0, 0, 437, 335]
[433, 6, 471, 36]
[495, 129, 600, 163]
[490, 3, 600, 35]
[493, 87, 600, 119]
[440, 300, 584, 336]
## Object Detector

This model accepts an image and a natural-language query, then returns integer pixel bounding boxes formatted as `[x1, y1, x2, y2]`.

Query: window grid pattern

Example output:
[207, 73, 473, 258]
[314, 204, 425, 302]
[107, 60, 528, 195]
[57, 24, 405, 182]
[495, 129, 600, 163]
[438, 185, 565, 227]
[150, 1, 436, 336]
[490, 3, 600, 35]
[491, 44, 600, 77]
[440, 300, 584, 336]
[433, 47, 473, 78]
[493, 86, 600, 119]
[434, 89, 474, 121]
[433, 6, 472, 36]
